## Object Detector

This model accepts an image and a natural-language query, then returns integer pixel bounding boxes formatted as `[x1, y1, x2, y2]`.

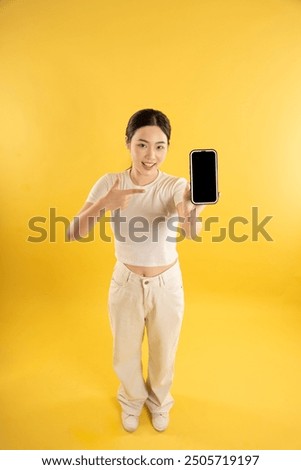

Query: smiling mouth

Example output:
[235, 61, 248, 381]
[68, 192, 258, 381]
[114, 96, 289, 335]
[142, 162, 156, 168]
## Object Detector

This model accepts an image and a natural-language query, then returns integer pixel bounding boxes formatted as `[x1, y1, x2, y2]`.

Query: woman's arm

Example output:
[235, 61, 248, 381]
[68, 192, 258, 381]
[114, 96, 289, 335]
[176, 183, 206, 240]
[177, 203, 206, 240]
[67, 198, 107, 241]
[67, 177, 145, 241]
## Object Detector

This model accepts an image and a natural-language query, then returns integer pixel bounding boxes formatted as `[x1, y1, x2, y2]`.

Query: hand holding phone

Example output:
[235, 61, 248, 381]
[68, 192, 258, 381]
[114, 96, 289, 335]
[189, 149, 219, 204]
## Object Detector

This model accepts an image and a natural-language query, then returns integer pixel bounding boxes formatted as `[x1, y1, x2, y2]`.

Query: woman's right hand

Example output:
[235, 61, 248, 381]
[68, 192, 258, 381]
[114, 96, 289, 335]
[103, 177, 145, 211]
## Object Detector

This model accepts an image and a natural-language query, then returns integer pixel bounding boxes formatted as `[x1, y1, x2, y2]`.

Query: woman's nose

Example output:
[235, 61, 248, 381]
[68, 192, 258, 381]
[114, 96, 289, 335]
[146, 147, 156, 159]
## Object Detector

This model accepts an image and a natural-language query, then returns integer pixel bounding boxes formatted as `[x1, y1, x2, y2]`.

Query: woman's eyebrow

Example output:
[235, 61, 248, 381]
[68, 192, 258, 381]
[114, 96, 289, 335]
[137, 138, 166, 144]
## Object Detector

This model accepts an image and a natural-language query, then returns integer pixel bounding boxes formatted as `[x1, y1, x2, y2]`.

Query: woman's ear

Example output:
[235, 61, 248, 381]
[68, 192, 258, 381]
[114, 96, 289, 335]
[125, 136, 130, 149]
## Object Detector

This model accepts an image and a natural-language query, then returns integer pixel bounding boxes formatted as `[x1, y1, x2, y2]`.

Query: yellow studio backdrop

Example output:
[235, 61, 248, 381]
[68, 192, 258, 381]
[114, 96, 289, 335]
[0, 0, 301, 450]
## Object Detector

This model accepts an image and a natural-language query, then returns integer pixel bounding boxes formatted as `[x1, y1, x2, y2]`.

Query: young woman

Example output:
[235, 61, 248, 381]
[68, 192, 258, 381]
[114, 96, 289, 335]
[67, 109, 205, 432]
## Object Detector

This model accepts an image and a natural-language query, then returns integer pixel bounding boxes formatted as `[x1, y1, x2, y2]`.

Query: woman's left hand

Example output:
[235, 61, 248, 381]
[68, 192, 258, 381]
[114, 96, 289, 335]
[182, 182, 206, 217]
[182, 183, 195, 216]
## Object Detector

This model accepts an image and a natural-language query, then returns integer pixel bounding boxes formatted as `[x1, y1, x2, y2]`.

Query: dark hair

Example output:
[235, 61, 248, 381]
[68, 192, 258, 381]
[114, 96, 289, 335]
[125, 108, 171, 145]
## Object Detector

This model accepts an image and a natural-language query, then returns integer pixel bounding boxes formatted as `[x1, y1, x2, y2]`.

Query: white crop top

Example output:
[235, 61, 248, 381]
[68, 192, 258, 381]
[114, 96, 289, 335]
[86, 169, 187, 266]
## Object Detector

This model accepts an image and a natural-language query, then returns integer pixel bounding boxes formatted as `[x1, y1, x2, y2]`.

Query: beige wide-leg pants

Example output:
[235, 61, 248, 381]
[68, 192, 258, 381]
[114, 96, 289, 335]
[108, 260, 184, 417]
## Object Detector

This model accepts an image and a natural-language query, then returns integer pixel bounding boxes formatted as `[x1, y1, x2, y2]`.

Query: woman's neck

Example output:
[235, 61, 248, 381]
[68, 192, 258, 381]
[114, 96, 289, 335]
[129, 167, 159, 186]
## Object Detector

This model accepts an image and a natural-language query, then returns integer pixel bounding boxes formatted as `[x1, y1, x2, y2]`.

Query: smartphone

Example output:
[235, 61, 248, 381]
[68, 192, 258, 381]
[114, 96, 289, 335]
[189, 149, 219, 204]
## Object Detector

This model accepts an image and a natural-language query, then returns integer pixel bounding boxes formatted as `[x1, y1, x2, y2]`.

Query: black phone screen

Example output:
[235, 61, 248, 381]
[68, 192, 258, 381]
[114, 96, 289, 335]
[190, 149, 218, 204]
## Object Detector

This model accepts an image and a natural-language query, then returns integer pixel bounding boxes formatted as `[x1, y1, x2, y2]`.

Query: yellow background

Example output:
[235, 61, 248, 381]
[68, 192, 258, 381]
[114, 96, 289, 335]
[1, 0, 301, 450]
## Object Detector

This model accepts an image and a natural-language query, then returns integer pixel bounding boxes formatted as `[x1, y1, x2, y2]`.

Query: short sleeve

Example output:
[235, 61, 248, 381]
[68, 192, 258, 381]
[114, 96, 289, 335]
[86, 173, 111, 204]
[173, 177, 188, 207]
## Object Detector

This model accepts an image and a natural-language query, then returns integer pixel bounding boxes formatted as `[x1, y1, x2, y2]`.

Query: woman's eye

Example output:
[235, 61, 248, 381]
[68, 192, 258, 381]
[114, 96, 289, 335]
[138, 143, 146, 148]
[157, 146, 165, 150]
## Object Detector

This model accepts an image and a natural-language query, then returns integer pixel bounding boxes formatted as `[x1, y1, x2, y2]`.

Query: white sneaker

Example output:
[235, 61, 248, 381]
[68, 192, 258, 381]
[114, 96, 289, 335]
[151, 412, 169, 432]
[121, 412, 139, 432]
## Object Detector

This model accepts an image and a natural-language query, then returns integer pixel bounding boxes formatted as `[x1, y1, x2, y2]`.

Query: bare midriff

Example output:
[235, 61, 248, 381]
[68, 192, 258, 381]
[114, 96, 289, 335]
[124, 259, 177, 277]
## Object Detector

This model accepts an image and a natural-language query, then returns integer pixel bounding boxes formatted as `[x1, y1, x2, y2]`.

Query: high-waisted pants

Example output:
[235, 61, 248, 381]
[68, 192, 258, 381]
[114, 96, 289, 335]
[108, 259, 184, 417]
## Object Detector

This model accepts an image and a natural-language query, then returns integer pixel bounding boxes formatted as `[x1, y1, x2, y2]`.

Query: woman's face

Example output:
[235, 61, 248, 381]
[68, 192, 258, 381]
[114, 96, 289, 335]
[127, 125, 168, 178]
